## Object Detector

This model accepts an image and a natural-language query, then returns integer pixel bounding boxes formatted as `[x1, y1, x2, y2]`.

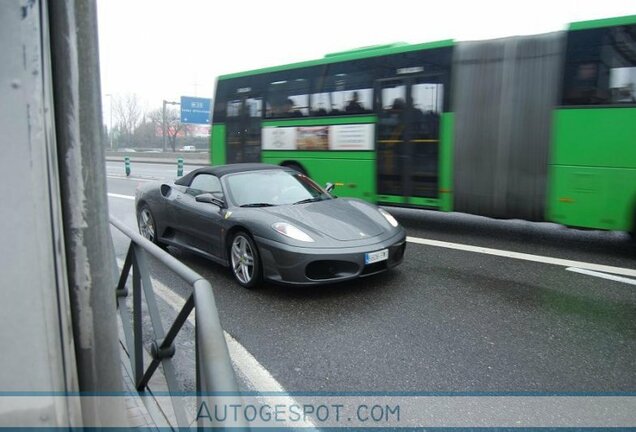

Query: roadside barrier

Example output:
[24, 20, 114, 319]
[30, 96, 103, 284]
[110, 216, 243, 428]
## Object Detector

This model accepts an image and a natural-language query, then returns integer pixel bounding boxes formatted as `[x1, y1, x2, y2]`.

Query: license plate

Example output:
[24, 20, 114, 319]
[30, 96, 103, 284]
[364, 248, 389, 265]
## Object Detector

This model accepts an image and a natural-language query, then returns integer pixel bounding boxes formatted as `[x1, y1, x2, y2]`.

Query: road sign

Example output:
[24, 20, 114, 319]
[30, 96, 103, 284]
[180, 96, 211, 125]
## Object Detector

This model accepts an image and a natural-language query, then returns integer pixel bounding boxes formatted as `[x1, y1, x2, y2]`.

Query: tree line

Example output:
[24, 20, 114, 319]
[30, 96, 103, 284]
[105, 93, 209, 151]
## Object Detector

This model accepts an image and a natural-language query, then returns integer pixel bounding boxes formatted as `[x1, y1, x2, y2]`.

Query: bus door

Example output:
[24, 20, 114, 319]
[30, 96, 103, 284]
[376, 76, 443, 205]
[225, 95, 263, 163]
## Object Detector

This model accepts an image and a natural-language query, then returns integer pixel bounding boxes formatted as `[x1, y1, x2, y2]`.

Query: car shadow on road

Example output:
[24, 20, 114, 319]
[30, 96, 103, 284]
[434, 265, 636, 336]
[390, 208, 636, 261]
[257, 270, 401, 300]
[167, 245, 404, 301]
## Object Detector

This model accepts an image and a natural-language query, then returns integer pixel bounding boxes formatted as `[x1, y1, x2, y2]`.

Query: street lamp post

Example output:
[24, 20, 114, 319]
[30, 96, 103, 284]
[162, 99, 180, 152]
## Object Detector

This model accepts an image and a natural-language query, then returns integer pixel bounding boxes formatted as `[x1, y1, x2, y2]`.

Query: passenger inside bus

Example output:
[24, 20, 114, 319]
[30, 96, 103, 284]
[270, 98, 304, 118]
[565, 63, 609, 104]
[284, 98, 304, 117]
[345, 91, 364, 113]
[391, 97, 406, 111]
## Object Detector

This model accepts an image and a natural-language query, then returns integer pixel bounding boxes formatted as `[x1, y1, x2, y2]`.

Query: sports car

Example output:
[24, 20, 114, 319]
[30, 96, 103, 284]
[135, 163, 406, 288]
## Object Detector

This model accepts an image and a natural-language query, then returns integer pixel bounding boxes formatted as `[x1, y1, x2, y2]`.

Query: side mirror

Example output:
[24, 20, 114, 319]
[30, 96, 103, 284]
[195, 193, 225, 208]
[325, 182, 335, 193]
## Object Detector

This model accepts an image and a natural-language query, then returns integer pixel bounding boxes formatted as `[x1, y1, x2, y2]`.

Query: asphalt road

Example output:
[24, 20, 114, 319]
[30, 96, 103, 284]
[107, 161, 636, 394]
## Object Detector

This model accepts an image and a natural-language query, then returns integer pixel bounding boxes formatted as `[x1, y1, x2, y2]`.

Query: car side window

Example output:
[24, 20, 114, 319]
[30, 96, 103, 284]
[188, 174, 222, 195]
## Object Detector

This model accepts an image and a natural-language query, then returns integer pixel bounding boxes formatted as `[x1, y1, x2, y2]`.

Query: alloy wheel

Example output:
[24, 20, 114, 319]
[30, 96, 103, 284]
[231, 235, 255, 284]
[139, 208, 156, 242]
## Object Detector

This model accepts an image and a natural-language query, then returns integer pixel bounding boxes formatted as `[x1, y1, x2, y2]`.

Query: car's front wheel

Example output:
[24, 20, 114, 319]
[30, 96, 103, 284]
[229, 231, 262, 289]
[137, 205, 166, 248]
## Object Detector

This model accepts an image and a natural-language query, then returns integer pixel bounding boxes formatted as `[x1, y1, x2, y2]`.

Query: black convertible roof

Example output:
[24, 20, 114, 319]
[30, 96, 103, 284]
[174, 163, 284, 186]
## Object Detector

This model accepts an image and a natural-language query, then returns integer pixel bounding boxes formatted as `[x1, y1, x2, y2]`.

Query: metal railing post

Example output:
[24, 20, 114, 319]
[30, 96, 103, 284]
[131, 248, 143, 387]
[110, 215, 243, 428]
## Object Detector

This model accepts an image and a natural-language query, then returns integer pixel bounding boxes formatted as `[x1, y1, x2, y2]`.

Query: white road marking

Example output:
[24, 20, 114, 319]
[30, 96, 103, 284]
[407, 236, 636, 278]
[116, 258, 315, 428]
[108, 193, 135, 200]
[566, 267, 636, 286]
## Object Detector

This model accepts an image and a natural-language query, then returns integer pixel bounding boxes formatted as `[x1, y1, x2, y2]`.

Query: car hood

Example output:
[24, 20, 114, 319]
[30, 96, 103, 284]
[261, 198, 386, 241]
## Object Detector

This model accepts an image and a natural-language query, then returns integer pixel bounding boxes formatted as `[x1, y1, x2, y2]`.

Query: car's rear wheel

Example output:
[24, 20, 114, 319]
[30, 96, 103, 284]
[137, 205, 166, 248]
[229, 231, 262, 289]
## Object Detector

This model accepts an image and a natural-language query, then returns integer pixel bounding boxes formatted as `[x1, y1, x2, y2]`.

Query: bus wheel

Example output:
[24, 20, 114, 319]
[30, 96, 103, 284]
[282, 162, 307, 176]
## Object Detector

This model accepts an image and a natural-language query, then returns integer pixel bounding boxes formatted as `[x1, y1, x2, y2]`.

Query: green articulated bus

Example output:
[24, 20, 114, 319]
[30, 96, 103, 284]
[211, 15, 636, 234]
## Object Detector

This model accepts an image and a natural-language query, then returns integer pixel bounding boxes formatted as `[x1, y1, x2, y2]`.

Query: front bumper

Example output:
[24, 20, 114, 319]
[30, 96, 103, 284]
[254, 230, 406, 286]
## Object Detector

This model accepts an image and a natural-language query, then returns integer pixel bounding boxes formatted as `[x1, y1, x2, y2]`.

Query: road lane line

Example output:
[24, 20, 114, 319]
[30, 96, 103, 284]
[566, 267, 636, 286]
[115, 258, 315, 428]
[108, 193, 135, 200]
[407, 236, 636, 277]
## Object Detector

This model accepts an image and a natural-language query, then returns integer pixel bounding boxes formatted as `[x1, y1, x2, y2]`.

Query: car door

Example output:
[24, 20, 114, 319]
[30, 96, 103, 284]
[171, 173, 225, 258]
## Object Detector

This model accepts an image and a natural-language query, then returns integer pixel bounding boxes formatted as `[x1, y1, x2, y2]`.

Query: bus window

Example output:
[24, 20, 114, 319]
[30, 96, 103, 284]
[228, 97, 261, 118]
[412, 83, 443, 113]
[411, 83, 443, 138]
[381, 86, 406, 112]
[311, 72, 373, 115]
[225, 95, 263, 163]
[610, 67, 636, 103]
[310, 93, 330, 115]
[227, 100, 241, 117]
[563, 24, 636, 105]
[266, 79, 309, 118]
[245, 98, 263, 117]
[340, 89, 372, 113]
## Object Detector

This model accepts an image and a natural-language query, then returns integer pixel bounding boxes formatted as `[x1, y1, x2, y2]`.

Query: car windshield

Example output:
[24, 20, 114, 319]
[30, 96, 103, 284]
[225, 170, 331, 207]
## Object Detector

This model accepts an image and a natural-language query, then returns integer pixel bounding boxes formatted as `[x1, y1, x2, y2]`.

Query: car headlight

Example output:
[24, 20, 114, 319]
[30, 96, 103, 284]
[272, 222, 314, 242]
[379, 208, 399, 227]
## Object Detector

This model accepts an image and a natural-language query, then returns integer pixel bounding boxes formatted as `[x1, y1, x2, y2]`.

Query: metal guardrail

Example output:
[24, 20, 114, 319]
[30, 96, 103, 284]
[110, 215, 242, 429]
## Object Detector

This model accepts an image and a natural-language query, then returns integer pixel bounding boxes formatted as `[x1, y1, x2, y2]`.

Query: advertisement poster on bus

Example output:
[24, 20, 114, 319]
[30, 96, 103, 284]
[262, 127, 297, 150]
[262, 124, 375, 151]
[329, 124, 374, 150]
[297, 126, 329, 150]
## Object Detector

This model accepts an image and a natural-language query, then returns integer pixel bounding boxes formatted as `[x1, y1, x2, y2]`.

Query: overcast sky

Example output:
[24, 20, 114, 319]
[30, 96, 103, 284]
[97, 0, 635, 114]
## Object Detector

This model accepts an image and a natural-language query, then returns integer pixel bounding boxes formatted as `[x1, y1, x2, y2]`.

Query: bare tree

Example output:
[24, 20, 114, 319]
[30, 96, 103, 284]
[164, 107, 184, 152]
[148, 108, 163, 134]
[112, 93, 142, 147]
[133, 118, 159, 149]
[148, 107, 186, 151]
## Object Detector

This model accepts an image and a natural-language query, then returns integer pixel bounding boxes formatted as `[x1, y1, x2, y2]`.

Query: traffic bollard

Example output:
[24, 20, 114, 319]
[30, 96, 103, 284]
[177, 157, 183, 177]
[124, 156, 131, 177]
